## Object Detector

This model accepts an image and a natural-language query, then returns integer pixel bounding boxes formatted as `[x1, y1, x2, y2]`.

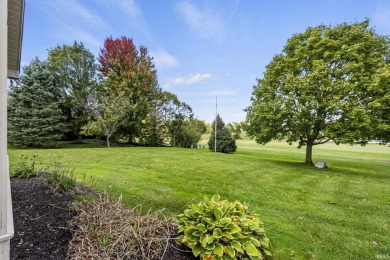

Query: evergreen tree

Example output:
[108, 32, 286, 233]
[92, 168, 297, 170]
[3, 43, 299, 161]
[208, 115, 237, 153]
[8, 58, 65, 147]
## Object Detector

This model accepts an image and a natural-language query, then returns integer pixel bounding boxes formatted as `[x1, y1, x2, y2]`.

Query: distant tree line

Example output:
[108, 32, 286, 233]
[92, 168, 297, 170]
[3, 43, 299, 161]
[8, 37, 206, 148]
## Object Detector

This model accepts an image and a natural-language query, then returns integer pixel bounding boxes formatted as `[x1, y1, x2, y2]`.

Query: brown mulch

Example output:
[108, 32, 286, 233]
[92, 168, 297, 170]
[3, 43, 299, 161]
[10, 174, 197, 260]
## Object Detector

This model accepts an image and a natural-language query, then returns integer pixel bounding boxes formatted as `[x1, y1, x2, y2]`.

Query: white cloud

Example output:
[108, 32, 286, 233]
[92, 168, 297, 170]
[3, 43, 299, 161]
[176, 2, 225, 41]
[172, 73, 211, 85]
[151, 50, 179, 70]
[41, 0, 109, 30]
[116, 0, 142, 19]
[34, 0, 108, 49]
[162, 83, 171, 90]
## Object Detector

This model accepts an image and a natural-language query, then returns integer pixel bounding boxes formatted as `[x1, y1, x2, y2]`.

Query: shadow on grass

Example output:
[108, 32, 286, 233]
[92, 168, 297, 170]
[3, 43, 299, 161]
[238, 150, 390, 182]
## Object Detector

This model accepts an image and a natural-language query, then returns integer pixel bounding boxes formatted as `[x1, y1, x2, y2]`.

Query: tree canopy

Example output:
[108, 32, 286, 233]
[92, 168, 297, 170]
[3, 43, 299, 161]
[48, 41, 97, 141]
[8, 58, 65, 147]
[245, 20, 390, 165]
[97, 36, 160, 142]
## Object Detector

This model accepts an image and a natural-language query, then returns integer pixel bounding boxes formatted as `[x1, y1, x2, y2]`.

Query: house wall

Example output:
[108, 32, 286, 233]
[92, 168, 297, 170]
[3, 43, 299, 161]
[0, 0, 14, 258]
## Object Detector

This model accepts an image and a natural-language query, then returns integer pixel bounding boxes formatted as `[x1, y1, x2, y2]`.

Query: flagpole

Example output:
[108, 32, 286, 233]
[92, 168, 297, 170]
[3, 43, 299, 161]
[215, 95, 217, 152]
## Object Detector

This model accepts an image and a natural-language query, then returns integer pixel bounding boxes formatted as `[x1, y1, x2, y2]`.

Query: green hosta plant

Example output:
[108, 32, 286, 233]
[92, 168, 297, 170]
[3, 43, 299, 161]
[176, 195, 272, 260]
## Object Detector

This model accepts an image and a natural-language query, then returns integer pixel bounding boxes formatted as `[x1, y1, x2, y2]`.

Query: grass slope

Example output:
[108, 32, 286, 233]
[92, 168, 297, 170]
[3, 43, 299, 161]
[8, 139, 390, 259]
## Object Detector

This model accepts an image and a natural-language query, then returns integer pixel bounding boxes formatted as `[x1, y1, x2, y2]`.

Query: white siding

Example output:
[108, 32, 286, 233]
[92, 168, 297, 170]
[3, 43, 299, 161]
[0, 0, 14, 259]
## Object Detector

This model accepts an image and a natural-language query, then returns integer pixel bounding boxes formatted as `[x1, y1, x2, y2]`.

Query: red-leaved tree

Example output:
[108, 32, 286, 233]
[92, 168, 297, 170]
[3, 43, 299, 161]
[97, 36, 160, 142]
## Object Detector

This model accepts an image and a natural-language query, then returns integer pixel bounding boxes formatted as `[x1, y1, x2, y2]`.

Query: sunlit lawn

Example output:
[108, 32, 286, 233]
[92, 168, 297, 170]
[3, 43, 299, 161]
[8, 137, 390, 259]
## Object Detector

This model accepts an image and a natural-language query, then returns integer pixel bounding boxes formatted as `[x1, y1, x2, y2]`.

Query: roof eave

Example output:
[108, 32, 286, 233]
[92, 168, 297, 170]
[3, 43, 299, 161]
[7, 0, 25, 79]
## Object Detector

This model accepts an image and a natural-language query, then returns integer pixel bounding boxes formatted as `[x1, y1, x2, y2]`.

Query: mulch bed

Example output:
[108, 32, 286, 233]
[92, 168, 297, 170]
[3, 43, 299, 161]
[10, 174, 197, 259]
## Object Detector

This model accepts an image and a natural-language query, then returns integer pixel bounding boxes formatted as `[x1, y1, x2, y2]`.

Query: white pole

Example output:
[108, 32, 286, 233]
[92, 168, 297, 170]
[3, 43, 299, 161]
[0, 0, 13, 258]
[214, 95, 217, 152]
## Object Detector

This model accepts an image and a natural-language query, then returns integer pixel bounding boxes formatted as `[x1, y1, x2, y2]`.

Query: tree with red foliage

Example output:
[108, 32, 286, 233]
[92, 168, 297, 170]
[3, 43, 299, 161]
[98, 36, 160, 142]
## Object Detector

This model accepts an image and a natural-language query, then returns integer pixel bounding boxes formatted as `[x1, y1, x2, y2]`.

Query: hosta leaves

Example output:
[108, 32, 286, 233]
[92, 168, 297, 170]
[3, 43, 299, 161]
[200, 234, 213, 247]
[250, 238, 261, 247]
[212, 194, 221, 202]
[227, 246, 236, 258]
[213, 243, 224, 257]
[224, 233, 234, 240]
[193, 231, 202, 237]
[244, 242, 260, 256]
[232, 232, 243, 239]
[192, 244, 202, 257]
[192, 204, 204, 214]
[197, 223, 207, 233]
[176, 195, 272, 259]
[213, 228, 223, 238]
[260, 238, 270, 249]
[220, 217, 232, 224]
[263, 249, 272, 256]
[184, 209, 195, 217]
[227, 223, 241, 234]
[184, 227, 197, 237]
[214, 208, 223, 221]
[232, 241, 244, 253]
[204, 243, 215, 251]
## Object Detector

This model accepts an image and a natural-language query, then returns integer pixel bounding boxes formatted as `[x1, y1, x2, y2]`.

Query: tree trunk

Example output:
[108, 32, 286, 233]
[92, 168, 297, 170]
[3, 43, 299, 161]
[173, 134, 176, 147]
[77, 133, 82, 143]
[106, 136, 110, 147]
[305, 144, 314, 165]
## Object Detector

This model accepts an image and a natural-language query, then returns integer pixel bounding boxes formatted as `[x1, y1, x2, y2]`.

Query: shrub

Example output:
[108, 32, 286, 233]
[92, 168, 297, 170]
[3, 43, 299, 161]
[208, 115, 237, 153]
[176, 195, 272, 260]
[44, 162, 76, 193]
[11, 155, 38, 179]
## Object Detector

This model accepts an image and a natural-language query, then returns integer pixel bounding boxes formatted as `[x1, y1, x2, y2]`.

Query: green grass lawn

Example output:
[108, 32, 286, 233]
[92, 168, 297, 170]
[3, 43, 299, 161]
[8, 138, 390, 259]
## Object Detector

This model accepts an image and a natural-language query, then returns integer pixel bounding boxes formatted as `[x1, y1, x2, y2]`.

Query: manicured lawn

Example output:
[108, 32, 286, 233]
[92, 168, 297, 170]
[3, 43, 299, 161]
[8, 138, 390, 259]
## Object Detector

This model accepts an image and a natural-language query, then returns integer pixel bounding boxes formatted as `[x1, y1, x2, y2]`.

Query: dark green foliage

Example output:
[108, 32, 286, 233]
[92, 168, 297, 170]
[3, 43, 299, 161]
[44, 162, 76, 193]
[245, 20, 390, 164]
[176, 195, 272, 260]
[48, 41, 97, 141]
[8, 58, 65, 148]
[208, 115, 237, 153]
[176, 118, 206, 148]
[11, 155, 38, 179]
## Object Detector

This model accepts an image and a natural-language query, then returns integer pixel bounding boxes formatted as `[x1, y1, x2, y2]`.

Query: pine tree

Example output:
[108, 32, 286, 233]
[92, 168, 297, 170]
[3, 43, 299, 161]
[208, 115, 237, 153]
[8, 58, 65, 147]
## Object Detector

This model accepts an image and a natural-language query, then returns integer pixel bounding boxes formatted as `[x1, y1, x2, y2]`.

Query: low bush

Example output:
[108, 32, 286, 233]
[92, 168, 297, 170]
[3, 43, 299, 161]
[176, 195, 272, 260]
[11, 154, 38, 179]
[44, 162, 76, 193]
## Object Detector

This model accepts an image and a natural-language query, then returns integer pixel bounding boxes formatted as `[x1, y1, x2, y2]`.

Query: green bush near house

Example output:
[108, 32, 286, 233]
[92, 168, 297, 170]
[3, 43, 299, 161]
[177, 195, 272, 260]
[11, 154, 38, 179]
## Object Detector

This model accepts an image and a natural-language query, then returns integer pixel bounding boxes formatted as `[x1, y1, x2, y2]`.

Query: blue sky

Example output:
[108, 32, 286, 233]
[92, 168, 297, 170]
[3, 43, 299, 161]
[22, 0, 390, 123]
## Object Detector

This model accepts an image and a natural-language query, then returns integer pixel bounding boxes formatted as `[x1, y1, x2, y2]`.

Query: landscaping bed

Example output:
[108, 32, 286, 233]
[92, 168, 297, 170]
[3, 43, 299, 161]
[10, 174, 196, 259]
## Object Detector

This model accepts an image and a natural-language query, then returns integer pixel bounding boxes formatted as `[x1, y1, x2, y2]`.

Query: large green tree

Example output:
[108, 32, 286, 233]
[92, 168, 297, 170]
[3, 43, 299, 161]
[48, 41, 97, 141]
[162, 92, 193, 147]
[176, 118, 206, 148]
[245, 20, 390, 165]
[98, 36, 160, 143]
[8, 58, 65, 147]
